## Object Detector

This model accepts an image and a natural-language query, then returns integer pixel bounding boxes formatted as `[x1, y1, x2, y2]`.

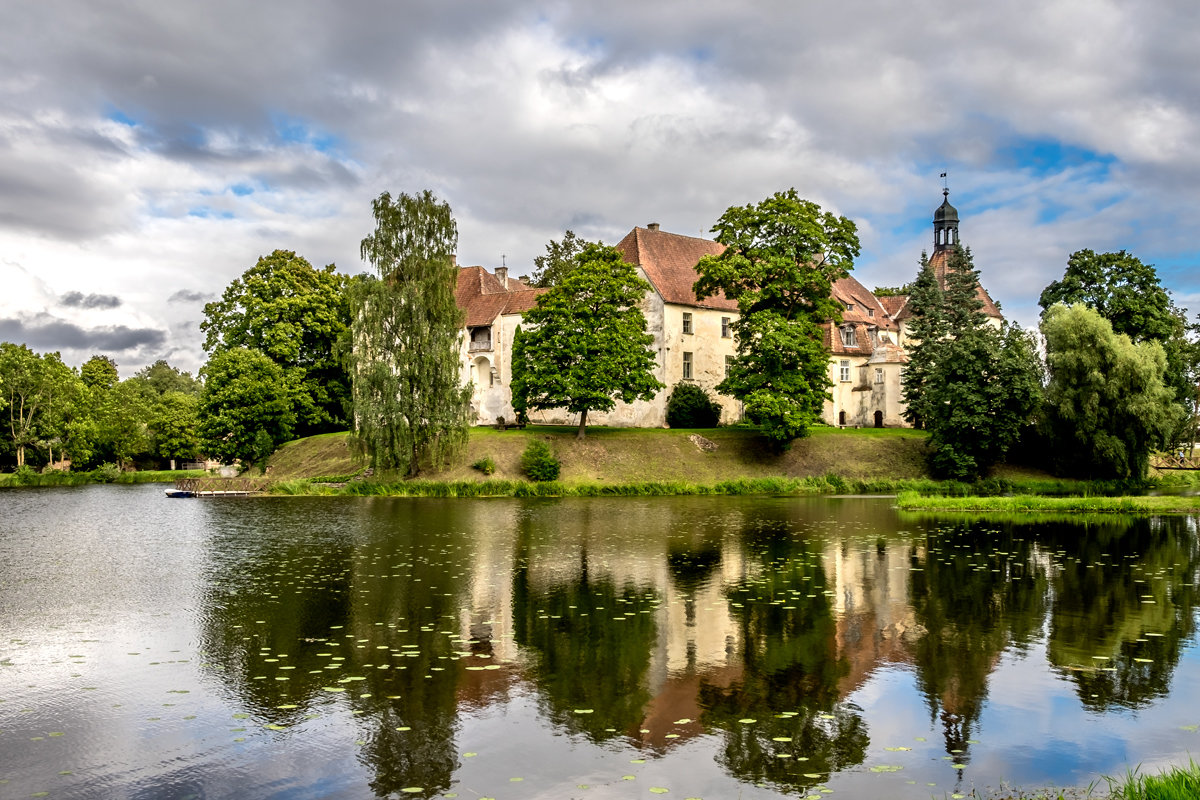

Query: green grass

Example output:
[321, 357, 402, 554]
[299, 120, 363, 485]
[270, 474, 976, 498]
[0, 468, 205, 488]
[896, 491, 1200, 514]
[1105, 760, 1200, 799]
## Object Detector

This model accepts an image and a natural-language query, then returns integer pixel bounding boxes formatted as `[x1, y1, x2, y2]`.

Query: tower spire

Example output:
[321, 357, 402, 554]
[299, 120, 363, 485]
[933, 182, 959, 252]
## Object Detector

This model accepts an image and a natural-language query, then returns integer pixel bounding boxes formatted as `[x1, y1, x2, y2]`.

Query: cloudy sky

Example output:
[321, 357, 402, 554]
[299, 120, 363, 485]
[2, 0, 1198, 376]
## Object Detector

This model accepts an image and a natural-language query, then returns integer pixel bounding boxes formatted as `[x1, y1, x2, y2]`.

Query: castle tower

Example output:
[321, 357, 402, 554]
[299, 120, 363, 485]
[933, 188, 959, 251]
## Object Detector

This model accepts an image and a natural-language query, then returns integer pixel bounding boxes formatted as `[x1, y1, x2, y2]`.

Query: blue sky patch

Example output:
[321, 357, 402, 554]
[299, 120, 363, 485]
[107, 108, 138, 127]
[996, 136, 1116, 176]
[231, 183, 254, 197]
[270, 112, 344, 155]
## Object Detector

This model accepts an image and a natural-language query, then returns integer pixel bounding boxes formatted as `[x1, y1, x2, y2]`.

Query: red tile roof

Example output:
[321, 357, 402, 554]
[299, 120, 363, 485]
[455, 265, 546, 326]
[614, 227, 737, 311]
[928, 248, 1003, 319]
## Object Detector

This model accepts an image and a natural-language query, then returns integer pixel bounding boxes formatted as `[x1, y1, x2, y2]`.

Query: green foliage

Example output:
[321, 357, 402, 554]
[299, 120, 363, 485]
[872, 284, 909, 297]
[199, 348, 296, 467]
[1040, 249, 1199, 445]
[530, 229, 597, 288]
[80, 355, 119, 390]
[146, 391, 200, 462]
[348, 190, 471, 476]
[665, 382, 721, 428]
[1042, 304, 1181, 479]
[201, 249, 351, 436]
[520, 439, 560, 481]
[91, 462, 121, 483]
[512, 243, 663, 438]
[0, 342, 82, 467]
[693, 189, 860, 446]
[1105, 759, 1200, 800]
[132, 360, 201, 396]
[471, 455, 496, 475]
[902, 246, 1042, 480]
[900, 254, 944, 429]
[11, 464, 38, 484]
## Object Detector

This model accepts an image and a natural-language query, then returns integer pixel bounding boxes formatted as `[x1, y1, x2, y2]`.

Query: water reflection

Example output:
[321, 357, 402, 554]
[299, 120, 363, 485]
[5, 489, 1200, 799]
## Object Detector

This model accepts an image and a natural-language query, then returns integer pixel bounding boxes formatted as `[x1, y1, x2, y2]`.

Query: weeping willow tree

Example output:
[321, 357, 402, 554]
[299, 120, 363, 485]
[348, 190, 470, 476]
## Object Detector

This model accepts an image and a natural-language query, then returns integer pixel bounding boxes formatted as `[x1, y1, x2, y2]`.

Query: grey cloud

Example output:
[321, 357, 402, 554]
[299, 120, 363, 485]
[61, 291, 122, 309]
[0, 314, 166, 352]
[168, 290, 211, 304]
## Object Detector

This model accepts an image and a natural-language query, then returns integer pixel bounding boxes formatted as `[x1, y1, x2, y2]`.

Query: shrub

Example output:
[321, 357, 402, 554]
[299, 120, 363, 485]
[520, 440, 560, 482]
[666, 382, 721, 428]
[472, 456, 496, 476]
[11, 464, 39, 485]
[90, 463, 121, 483]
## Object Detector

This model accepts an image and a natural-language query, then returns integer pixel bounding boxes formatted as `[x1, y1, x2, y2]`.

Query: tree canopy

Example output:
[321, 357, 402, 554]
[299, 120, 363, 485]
[693, 189, 859, 445]
[529, 230, 597, 288]
[903, 246, 1042, 479]
[348, 190, 471, 476]
[1042, 304, 1180, 479]
[511, 243, 662, 438]
[199, 348, 296, 467]
[1039, 248, 1199, 444]
[201, 249, 350, 436]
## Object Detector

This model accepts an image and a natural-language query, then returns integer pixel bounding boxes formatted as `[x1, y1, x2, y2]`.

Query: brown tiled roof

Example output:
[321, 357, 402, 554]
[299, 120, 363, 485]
[455, 266, 546, 327]
[927, 249, 1003, 319]
[878, 295, 908, 318]
[832, 275, 897, 331]
[614, 227, 736, 310]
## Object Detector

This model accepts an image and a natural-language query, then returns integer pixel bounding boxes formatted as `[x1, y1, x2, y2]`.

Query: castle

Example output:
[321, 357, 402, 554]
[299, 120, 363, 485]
[455, 192, 1001, 428]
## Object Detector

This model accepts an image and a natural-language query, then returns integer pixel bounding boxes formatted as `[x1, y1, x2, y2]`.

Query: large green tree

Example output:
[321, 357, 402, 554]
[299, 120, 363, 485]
[348, 190, 470, 476]
[529, 229, 597, 288]
[693, 189, 859, 446]
[900, 254, 946, 430]
[201, 249, 350, 436]
[905, 246, 1042, 479]
[198, 348, 296, 467]
[1041, 304, 1180, 479]
[1039, 249, 1198, 444]
[511, 243, 662, 438]
[0, 343, 81, 468]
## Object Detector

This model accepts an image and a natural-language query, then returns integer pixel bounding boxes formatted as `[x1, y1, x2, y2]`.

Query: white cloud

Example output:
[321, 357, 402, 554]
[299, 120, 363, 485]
[1, 0, 1199, 372]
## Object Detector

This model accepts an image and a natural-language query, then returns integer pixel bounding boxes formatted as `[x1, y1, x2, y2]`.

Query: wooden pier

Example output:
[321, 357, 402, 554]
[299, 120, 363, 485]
[169, 476, 271, 497]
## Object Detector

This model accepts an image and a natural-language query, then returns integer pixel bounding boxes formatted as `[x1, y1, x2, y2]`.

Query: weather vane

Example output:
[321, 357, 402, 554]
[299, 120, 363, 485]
[940, 171, 948, 192]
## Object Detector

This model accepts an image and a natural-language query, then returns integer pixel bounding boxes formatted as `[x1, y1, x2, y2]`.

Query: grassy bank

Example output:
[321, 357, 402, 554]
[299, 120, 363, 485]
[272, 474, 951, 498]
[1105, 760, 1200, 799]
[896, 491, 1200, 514]
[0, 468, 205, 488]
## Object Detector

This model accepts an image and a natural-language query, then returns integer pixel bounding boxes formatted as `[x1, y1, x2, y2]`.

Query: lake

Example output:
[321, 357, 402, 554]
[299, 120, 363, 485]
[1, 485, 1199, 799]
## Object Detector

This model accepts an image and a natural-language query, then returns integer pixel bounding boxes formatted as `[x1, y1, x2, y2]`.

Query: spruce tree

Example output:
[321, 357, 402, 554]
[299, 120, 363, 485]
[348, 190, 470, 476]
[900, 253, 945, 429]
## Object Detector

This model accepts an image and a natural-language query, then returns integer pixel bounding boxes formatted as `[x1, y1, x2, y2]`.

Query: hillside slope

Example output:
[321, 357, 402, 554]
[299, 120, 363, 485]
[268, 426, 932, 483]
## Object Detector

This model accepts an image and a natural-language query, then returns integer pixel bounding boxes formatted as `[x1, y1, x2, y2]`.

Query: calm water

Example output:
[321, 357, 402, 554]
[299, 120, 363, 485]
[2, 486, 1200, 800]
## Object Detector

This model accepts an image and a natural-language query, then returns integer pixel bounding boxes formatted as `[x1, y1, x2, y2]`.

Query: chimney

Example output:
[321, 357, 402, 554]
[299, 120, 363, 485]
[495, 266, 508, 289]
[647, 222, 660, 231]
[450, 253, 457, 266]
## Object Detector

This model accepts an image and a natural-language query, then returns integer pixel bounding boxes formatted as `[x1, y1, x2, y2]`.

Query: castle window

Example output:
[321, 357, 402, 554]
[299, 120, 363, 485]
[841, 326, 857, 347]
[721, 317, 730, 338]
[682, 351, 693, 380]
[682, 312, 693, 335]
[875, 368, 884, 384]
[867, 308, 874, 317]
[839, 360, 851, 382]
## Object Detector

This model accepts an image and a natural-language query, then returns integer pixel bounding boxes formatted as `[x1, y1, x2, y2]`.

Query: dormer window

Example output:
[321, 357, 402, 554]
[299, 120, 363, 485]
[841, 326, 857, 347]
[867, 308, 874, 318]
[845, 302, 854, 312]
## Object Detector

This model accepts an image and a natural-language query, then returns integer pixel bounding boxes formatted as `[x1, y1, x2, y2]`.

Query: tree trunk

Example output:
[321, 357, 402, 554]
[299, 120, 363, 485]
[16, 445, 24, 467]
[576, 408, 588, 439]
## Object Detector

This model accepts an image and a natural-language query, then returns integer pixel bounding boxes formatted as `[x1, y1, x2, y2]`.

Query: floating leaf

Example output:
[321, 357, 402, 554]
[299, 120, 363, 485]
[650, 789, 670, 794]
